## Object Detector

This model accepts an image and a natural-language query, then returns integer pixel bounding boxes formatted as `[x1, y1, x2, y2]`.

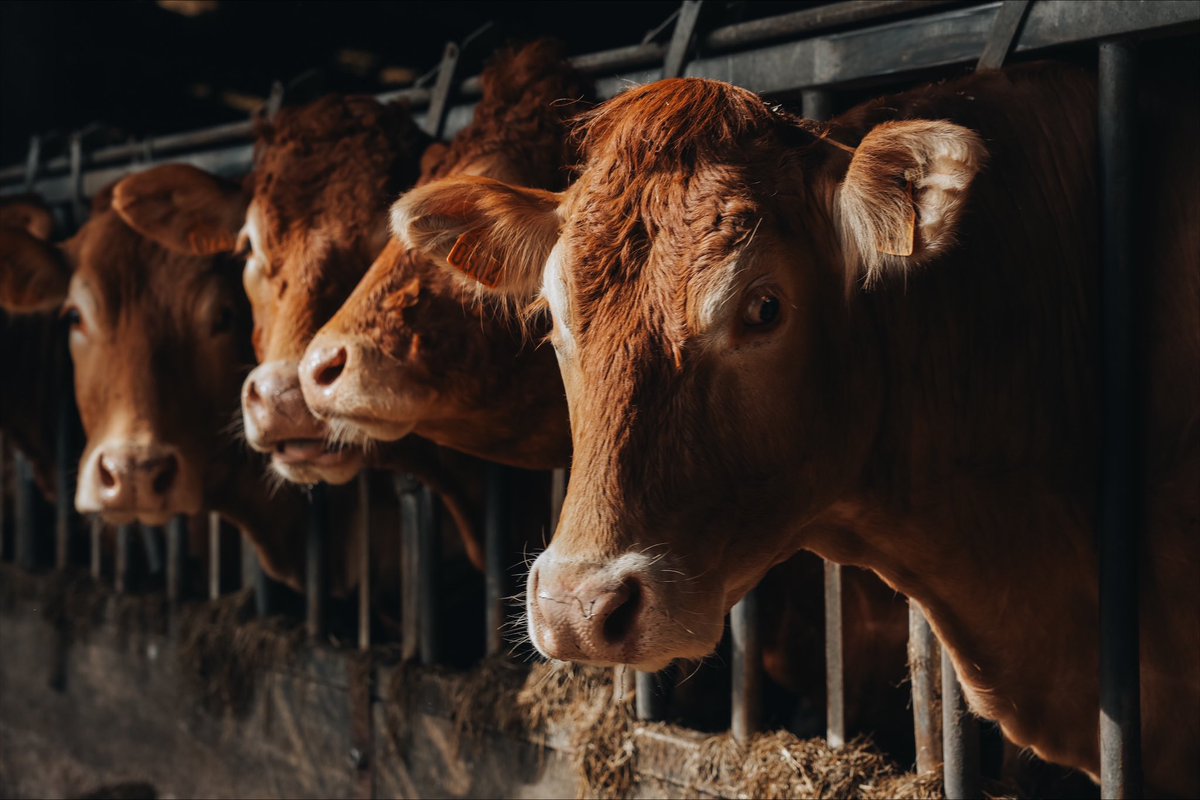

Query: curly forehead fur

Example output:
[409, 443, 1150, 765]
[420, 38, 592, 190]
[253, 95, 430, 250]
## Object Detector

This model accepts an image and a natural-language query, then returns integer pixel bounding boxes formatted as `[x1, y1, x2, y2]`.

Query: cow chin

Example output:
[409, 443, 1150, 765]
[269, 448, 363, 486]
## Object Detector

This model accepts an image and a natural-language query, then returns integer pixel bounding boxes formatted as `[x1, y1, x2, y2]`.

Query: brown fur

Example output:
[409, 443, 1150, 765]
[403, 62, 1200, 794]
[300, 40, 590, 469]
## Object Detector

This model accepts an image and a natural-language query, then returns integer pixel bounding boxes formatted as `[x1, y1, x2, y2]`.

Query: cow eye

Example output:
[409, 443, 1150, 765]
[61, 305, 84, 331]
[742, 293, 781, 329]
[212, 305, 235, 335]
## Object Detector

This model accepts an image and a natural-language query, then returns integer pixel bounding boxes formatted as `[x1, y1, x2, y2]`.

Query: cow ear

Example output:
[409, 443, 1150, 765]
[0, 228, 71, 313]
[835, 120, 986, 287]
[0, 199, 55, 241]
[112, 164, 247, 256]
[391, 175, 561, 301]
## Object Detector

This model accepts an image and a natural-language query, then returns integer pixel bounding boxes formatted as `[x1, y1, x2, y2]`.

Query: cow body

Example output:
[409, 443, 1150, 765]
[398, 60, 1199, 793]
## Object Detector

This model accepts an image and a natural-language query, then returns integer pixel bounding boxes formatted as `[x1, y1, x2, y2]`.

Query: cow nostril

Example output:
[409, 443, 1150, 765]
[246, 379, 261, 404]
[98, 457, 116, 489]
[152, 456, 178, 496]
[601, 580, 641, 645]
[313, 347, 347, 388]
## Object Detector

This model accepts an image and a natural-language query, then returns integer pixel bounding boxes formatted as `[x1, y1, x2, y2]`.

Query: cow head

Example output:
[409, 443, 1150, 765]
[297, 41, 584, 470]
[0, 165, 253, 525]
[393, 79, 985, 669]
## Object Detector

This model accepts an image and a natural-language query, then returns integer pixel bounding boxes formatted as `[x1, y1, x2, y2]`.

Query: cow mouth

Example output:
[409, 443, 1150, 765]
[271, 439, 353, 467]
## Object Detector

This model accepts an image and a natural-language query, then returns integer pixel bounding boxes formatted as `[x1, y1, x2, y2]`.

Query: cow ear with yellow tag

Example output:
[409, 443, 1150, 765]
[391, 175, 562, 303]
[835, 119, 986, 288]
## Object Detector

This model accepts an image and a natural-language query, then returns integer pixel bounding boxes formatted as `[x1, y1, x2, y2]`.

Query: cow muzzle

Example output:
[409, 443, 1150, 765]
[299, 333, 431, 443]
[76, 441, 200, 524]
[242, 359, 362, 484]
[527, 549, 719, 671]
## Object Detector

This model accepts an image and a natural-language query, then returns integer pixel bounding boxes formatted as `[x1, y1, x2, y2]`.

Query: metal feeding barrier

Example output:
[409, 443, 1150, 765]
[2, 2, 1194, 798]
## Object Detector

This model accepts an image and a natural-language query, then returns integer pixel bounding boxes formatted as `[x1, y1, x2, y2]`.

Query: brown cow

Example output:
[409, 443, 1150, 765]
[295, 39, 583, 470]
[0, 169, 387, 596]
[393, 62, 1200, 793]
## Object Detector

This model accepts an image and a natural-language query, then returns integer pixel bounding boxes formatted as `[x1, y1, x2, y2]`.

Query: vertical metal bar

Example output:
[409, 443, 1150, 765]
[22, 135, 41, 192]
[114, 524, 131, 594]
[485, 463, 509, 656]
[239, 529, 255, 591]
[975, 0, 1031, 71]
[0, 435, 7, 561]
[823, 562, 846, 748]
[636, 671, 666, 722]
[208, 511, 221, 601]
[1097, 40, 1142, 800]
[662, 0, 705, 79]
[53, 356, 72, 570]
[166, 514, 187, 603]
[614, 666, 636, 704]
[941, 648, 981, 799]
[395, 476, 421, 662]
[908, 602, 943, 774]
[68, 132, 86, 228]
[13, 452, 36, 571]
[417, 484, 441, 665]
[89, 517, 102, 579]
[139, 525, 164, 577]
[731, 591, 762, 741]
[357, 472, 371, 652]
[424, 42, 461, 139]
[306, 484, 329, 641]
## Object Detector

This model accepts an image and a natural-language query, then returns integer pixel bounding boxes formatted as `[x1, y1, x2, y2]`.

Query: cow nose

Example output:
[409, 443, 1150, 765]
[93, 445, 180, 507]
[529, 560, 644, 663]
[242, 360, 326, 449]
[302, 343, 348, 390]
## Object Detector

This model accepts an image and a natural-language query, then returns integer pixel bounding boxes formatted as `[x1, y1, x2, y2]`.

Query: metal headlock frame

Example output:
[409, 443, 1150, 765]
[2, 2, 1194, 797]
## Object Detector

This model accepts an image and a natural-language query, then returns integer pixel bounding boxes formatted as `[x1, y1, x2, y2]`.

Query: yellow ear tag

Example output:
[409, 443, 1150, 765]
[447, 229, 502, 287]
[877, 179, 916, 258]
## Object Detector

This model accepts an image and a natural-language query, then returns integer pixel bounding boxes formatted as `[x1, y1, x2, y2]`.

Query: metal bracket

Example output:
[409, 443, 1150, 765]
[976, 0, 1032, 71]
[68, 131, 86, 227]
[663, 0, 705, 79]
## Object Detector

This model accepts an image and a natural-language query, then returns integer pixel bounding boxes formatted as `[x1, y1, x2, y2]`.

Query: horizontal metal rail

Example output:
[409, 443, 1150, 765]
[4, 1, 1195, 205]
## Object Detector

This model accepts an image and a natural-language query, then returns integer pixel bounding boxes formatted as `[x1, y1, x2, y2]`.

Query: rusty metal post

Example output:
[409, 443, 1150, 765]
[357, 472, 371, 652]
[942, 648, 980, 799]
[909, 602, 943, 773]
[395, 476, 421, 662]
[306, 484, 329, 641]
[731, 591, 762, 741]
[1097, 40, 1142, 800]
[636, 671, 666, 722]
[417, 484, 441, 665]
[114, 523, 131, 593]
[823, 562, 846, 748]
[485, 463, 509, 655]
[208, 511, 221, 601]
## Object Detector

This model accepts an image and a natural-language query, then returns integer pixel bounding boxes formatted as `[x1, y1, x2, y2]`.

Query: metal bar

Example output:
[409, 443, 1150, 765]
[941, 648, 981, 799]
[67, 132, 85, 228]
[425, 42, 461, 139]
[89, 517, 102, 579]
[663, 1, 705, 79]
[139, 524, 164, 577]
[166, 514, 187, 603]
[53, 354, 73, 570]
[13, 451, 36, 572]
[484, 463, 509, 656]
[705, 0, 953, 50]
[823, 562, 846, 748]
[976, 0, 1032, 70]
[730, 591, 762, 741]
[306, 484, 329, 641]
[908, 603, 943, 773]
[357, 472, 371, 652]
[395, 476, 421, 662]
[0, 435, 7, 561]
[114, 524, 131, 594]
[1097, 40, 1142, 800]
[417, 484, 441, 665]
[208, 511, 221, 601]
[22, 135, 42, 191]
[636, 671, 666, 722]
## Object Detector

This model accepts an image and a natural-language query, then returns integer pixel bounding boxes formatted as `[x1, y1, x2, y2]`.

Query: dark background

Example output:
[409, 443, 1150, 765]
[0, 0, 817, 168]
